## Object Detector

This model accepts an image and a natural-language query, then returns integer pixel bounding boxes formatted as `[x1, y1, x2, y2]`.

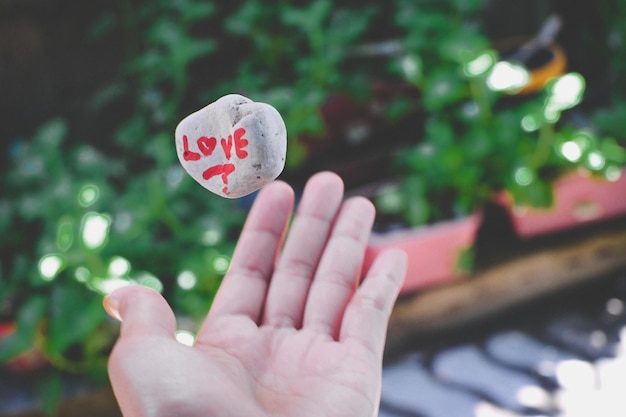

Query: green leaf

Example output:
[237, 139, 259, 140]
[510, 177, 554, 209]
[89, 14, 118, 39]
[0, 296, 47, 361]
[56, 216, 74, 251]
[404, 196, 430, 226]
[401, 176, 430, 225]
[423, 69, 468, 111]
[464, 127, 493, 159]
[385, 97, 415, 121]
[439, 28, 490, 64]
[180, 2, 216, 22]
[145, 131, 178, 167]
[592, 100, 626, 138]
[376, 186, 405, 214]
[36, 372, 63, 417]
[424, 118, 455, 148]
[46, 283, 107, 356]
[456, 246, 475, 274]
[282, 0, 332, 32]
[600, 137, 626, 164]
[327, 6, 377, 45]
[34, 119, 68, 149]
[397, 53, 424, 87]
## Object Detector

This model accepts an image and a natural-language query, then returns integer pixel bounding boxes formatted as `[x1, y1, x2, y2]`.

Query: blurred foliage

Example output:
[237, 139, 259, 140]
[0, 0, 247, 395]
[376, 0, 626, 226]
[592, 1, 626, 141]
[0, 1, 625, 410]
[0, 0, 390, 400]
[216, 0, 379, 167]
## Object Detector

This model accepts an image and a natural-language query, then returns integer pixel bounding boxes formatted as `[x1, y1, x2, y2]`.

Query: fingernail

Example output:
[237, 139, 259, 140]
[103, 294, 122, 322]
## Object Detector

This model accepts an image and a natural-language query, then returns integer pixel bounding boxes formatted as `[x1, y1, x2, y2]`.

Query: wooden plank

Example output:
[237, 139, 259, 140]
[385, 219, 626, 358]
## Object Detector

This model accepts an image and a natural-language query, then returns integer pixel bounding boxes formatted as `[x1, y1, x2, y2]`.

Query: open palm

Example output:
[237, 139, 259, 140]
[105, 172, 407, 417]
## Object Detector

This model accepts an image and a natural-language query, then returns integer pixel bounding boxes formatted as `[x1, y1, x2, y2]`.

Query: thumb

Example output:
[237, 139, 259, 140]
[104, 285, 176, 339]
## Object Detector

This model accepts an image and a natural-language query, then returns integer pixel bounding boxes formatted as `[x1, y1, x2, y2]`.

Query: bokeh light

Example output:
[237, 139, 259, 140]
[81, 212, 111, 250]
[202, 228, 222, 246]
[464, 51, 496, 77]
[543, 73, 586, 122]
[559, 141, 583, 162]
[605, 166, 623, 182]
[78, 184, 100, 207]
[74, 266, 91, 283]
[211, 255, 231, 274]
[108, 256, 131, 277]
[486, 61, 529, 92]
[136, 272, 164, 293]
[38, 254, 65, 281]
[175, 330, 196, 347]
[587, 151, 606, 171]
[521, 114, 540, 132]
[90, 277, 132, 295]
[177, 270, 198, 290]
[400, 54, 422, 84]
[56, 217, 74, 251]
[514, 167, 534, 186]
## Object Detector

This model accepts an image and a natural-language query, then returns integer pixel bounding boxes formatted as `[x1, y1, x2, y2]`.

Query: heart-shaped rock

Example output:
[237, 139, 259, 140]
[175, 94, 287, 198]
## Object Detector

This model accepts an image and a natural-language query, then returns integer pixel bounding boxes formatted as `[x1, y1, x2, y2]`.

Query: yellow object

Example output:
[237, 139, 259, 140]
[517, 43, 567, 95]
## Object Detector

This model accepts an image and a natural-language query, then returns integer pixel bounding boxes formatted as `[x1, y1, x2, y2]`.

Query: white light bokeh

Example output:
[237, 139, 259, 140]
[175, 330, 196, 347]
[136, 272, 164, 293]
[605, 166, 622, 182]
[90, 277, 132, 295]
[212, 255, 231, 274]
[521, 115, 540, 132]
[39, 254, 64, 281]
[109, 256, 131, 277]
[514, 167, 533, 186]
[74, 266, 90, 283]
[78, 184, 99, 207]
[81, 212, 111, 250]
[465, 52, 496, 77]
[587, 151, 606, 170]
[486, 61, 529, 92]
[559, 141, 583, 162]
[400, 54, 422, 83]
[543, 73, 585, 123]
[202, 229, 222, 246]
[177, 270, 198, 290]
[555, 359, 597, 391]
[606, 298, 624, 316]
[516, 385, 552, 410]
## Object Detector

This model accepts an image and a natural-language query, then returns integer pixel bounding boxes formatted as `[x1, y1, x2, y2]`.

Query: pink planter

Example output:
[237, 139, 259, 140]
[498, 169, 626, 238]
[362, 169, 625, 295]
[364, 212, 482, 294]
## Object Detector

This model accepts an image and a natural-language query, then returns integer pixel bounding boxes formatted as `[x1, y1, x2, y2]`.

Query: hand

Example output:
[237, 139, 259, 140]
[104, 171, 408, 417]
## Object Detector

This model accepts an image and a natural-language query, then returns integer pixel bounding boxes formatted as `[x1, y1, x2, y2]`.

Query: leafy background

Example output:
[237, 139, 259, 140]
[1, 0, 625, 413]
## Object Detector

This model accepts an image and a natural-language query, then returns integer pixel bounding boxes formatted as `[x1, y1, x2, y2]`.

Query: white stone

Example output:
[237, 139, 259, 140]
[175, 94, 287, 198]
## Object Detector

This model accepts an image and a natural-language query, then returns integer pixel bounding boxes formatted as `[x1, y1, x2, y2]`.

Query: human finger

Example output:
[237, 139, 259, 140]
[202, 180, 294, 326]
[262, 171, 344, 328]
[104, 285, 177, 339]
[302, 197, 375, 338]
[339, 248, 407, 357]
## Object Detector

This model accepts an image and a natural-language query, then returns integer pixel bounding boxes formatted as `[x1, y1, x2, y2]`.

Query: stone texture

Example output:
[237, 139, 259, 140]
[175, 94, 287, 198]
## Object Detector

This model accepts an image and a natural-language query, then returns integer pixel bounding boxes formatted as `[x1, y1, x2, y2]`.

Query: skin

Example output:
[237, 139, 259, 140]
[104, 171, 408, 417]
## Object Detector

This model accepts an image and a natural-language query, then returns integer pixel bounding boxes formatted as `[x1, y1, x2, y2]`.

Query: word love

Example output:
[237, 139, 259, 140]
[175, 94, 287, 199]
[181, 127, 249, 188]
